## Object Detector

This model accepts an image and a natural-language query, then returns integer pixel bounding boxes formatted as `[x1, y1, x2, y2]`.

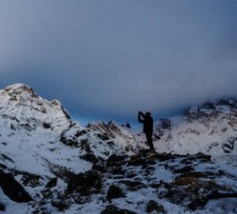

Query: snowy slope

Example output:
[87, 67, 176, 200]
[0, 83, 72, 133]
[0, 84, 91, 175]
[87, 121, 145, 155]
[152, 99, 237, 156]
[0, 84, 237, 214]
[0, 84, 125, 213]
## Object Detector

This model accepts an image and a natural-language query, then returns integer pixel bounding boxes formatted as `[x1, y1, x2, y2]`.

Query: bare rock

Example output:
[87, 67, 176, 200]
[0, 200, 5, 211]
[45, 177, 57, 189]
[0, 170, 32, 202]
[146, 200, 165, 213]
[107, 184, 126, 201]
[100, 205, 138, 214]
[67, 170, 102, 195]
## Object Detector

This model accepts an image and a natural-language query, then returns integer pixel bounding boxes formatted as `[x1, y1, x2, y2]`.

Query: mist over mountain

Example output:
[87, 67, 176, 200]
[0, 84, 237, 214]
[1, 1, 237, 123]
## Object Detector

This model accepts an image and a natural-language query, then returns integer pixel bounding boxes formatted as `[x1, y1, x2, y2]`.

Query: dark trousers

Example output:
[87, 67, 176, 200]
[145, 133, 155, 151]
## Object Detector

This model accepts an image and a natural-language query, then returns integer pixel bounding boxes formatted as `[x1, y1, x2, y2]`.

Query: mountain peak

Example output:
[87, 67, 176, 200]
[3, 83, 37, 98]
[0, 83, 72, 133]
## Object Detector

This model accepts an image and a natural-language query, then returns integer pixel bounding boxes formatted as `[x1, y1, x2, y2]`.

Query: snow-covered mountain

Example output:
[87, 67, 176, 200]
[0, 84, 122, 175]
[153, 99, 237, 156]
[0, 83, 72, 132]
[0, 84, 128, 212]
[0, 83, 237, 214]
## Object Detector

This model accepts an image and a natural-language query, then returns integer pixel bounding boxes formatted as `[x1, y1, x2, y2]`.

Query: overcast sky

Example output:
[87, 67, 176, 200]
[0, 0, 237, 125]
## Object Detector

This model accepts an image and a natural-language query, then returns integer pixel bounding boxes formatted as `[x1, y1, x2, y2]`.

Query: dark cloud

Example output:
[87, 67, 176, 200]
[0, 0, 237, 124]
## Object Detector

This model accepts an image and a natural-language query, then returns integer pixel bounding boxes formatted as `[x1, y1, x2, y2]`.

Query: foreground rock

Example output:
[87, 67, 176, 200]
[1, 149, 237, 213]
[100, 205, 138, 214]
[0, 170, 32, 203]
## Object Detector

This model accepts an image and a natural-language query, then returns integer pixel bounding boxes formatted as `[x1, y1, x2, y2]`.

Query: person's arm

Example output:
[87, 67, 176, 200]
[138, 111, 145, 123]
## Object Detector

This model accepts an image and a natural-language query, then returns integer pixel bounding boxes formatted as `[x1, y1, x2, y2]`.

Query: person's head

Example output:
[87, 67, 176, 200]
[145, 111, 151, 116]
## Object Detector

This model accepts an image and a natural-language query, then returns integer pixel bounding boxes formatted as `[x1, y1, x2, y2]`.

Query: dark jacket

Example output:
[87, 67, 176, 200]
[138, 112, 153, 134]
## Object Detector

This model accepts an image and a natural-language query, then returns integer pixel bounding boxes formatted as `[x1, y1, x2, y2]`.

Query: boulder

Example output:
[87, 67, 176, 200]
[67, 170, 102, 195]
[80, 153, 99, 164]
[106, 184, 126, 201]
[0, 200, 5, 211]
[106, 154, 127, 167]
[45, 177, 57, 188]
[119, 180, 146, 191]
[162, 176, 235, 210]
[100, 205, 138, 214]
[160, 118, 171, 130]
[0, 170, 32, 203]
[146, 200, 165, 213]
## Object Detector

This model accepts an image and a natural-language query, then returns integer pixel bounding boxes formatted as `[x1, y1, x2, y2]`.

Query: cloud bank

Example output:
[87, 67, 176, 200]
[0, 0, 237, 124]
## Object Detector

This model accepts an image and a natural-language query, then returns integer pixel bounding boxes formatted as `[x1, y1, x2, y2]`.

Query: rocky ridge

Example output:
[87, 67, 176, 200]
[87, 121, 144, 154]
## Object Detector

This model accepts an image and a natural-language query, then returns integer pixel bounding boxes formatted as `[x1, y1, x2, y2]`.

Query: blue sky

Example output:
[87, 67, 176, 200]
[0, 0, 237, 126]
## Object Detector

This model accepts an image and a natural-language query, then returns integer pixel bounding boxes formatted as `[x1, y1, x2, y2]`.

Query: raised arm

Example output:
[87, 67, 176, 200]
[138, 111, 145, 123]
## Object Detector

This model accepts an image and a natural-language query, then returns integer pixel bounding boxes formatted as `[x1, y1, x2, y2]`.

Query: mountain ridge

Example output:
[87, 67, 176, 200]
[0, 83, 237, 214]
[153, 98, 237, 155]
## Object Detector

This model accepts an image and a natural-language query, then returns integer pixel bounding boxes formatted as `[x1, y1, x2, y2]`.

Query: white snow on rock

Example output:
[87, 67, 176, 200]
[0, 83, 72, 133]
[153, 100, 237, 156]
[87, 121, 145, 155]
[0, 84, 237, 214]
[0, 84, 92, 176]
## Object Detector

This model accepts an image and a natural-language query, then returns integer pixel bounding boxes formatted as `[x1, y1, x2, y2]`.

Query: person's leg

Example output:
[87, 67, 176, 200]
[146, 133, 155, 151]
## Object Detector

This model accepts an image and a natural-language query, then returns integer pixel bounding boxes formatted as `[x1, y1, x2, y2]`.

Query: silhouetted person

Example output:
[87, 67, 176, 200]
[138, 111, 155, 152]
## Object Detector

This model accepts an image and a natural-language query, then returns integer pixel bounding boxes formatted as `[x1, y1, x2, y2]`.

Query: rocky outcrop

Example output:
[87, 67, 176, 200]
[0, 170, 32, 203]
[0, 200, 5, 211]
[107, 184, 126, 201]
[146, 200, 165, 213]
[1, 150, 237, 213]
[100, 205, 138, 214]
[67, 170, 102, 196]
[87, 121, 142, 154]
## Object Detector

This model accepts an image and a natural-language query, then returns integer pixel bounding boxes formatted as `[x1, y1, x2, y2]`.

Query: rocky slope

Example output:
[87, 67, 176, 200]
[0, 84, 127, 213]
[0, 84, 124, 174]
[0, 84, 237, 214]
[87, 121, 144, 154]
